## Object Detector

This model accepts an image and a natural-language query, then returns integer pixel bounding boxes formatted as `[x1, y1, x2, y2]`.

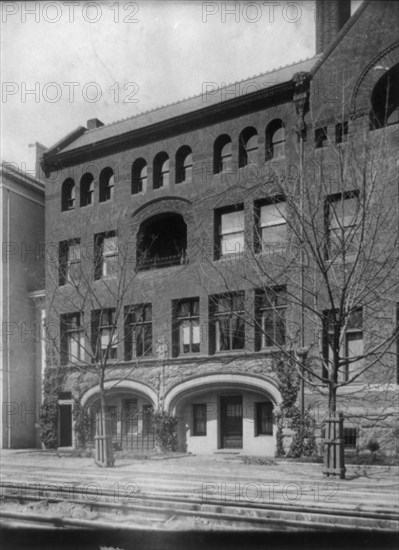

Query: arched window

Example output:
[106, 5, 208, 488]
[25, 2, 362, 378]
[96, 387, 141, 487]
[61, 178, 75, 211]
[265, 120, 285, 161]
[370, 64, 399, 129]
[80, 173, 94, 207]
[175, 146, 193, 184]
[131, 158, 147, 195]
[153, 152, 169, 189]
[214, 135, 232, 174]
[137, 213, 187, 270]
[99, 167, 114, 202]
[239, 127, 258, 168]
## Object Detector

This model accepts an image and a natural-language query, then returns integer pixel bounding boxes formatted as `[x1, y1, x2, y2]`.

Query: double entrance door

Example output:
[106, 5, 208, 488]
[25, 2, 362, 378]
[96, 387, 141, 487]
[220, 395, 243, 449]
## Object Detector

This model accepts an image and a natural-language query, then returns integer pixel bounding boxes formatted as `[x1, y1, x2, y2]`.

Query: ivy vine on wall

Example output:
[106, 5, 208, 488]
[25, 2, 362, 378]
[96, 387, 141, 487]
[273, 355, 317, 458]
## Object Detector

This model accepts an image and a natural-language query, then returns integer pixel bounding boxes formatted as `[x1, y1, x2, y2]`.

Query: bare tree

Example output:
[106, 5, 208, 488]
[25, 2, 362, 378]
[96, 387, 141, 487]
[194, 119, 398, 461]
[44, 217, 155, 464]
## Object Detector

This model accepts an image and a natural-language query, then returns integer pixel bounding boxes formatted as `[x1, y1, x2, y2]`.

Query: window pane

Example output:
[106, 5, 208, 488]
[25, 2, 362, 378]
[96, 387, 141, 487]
[260, 203, 286, 226]
[101, 328, 111, 348]
[182, 320, 191, 345]
[69, 242, 80, 262]
[221, 233, 244, 255]
[221, 210, 244, 233]
[104, 236, 118, 255]
[330, 197, 358, 229]
[104, 255, 118, 277]
[262, 225, 287, 246]
[192, 320, 200, 344]
[272, 127, 285, 144]
[346, 331, 363, 375]
[246, 134, 258, 151]
[191, 299, 199, 316]
[217, 317, 230, 351]
[184, 153, 193, 168]
[221, 142, 232, 157]
[232, 317, 245, 349]
[178, 301, 191, 318]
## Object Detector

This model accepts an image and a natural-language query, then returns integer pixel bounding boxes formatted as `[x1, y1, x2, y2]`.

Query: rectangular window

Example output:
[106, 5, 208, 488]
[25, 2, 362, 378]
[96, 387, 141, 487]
[323, 308, 363, 383]
[193, 404, 207, 436]
[257, 200, 287, 251]
[124, 304, 152, 359]
[255, 402, 273, 435]
[256, 288, 286, 348]
[216, 206, 244, 257]
[92, 309, 117, 360]
[172, 298, 200, 356]
[315, 127, 328, 148]
[344, 427, 357, 448]
[59, 239, 81, 285]
[94, 232, 118, 279]
[326, 192, 360, 259]
[61, 312, 84, 365]
[335, 121, 349, 144]
[210, 292, 245, 352]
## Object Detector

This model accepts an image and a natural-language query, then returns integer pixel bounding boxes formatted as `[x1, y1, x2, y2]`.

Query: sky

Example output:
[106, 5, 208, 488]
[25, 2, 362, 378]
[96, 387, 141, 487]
[1, 1, 363, 174]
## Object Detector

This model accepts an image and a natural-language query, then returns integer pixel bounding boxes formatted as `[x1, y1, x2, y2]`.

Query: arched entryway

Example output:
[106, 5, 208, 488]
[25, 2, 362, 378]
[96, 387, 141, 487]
[80, 380, 158, 451]
[165, 374, 281, 456]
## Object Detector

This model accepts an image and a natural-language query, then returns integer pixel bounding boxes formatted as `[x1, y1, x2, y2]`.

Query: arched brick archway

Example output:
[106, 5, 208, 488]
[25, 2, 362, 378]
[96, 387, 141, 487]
[164, 373, 281, 412]
[80, 379, 158, 409]
[132, 196, 192, 228]
[351, 42, 399, 117]
[164, 373, 282, 455]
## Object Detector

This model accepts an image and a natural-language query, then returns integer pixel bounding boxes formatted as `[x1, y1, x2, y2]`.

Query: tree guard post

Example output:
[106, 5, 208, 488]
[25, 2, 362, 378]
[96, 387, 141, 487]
[323, 411, 345, 479]
[95, 411, 115, 467]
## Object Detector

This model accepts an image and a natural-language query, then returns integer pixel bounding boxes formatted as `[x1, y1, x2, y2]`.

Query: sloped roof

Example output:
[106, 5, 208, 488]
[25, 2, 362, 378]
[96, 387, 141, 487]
[57, 55, 320, 155]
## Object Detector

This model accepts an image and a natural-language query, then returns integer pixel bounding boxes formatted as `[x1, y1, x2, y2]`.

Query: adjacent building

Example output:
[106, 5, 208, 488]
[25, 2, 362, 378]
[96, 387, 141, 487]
[0, 162, 45, 448]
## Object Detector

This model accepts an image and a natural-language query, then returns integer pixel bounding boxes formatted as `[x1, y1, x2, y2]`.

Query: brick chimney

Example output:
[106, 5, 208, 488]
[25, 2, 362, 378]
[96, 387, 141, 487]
[315, 0, 351, 54]
[87, 118, 104, 130]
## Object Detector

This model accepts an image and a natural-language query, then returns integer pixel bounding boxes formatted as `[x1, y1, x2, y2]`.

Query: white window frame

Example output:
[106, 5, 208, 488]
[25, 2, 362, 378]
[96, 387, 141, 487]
[219, 208, 245, 256]
[259, 201, 287, 250]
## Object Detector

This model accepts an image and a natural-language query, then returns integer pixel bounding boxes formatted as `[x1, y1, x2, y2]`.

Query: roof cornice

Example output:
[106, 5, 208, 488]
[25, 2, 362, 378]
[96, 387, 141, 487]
[41, 81, 295, 175]
[0, 162, 45, 194]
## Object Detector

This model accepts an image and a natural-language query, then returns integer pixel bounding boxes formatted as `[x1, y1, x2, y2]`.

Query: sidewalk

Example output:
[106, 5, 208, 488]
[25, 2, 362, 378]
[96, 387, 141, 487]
[1, 449, 398, 510]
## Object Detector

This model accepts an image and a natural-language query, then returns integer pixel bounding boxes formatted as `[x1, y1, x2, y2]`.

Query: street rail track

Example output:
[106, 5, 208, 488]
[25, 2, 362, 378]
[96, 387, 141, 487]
[1, 480, 398, 532]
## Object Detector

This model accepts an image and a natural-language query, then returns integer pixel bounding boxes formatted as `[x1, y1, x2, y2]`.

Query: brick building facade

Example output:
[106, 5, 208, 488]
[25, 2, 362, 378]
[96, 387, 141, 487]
[41, 0, 398, 454]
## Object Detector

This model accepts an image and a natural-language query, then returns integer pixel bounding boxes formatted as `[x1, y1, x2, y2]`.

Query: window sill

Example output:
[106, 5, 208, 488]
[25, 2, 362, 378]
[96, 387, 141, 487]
[259, 347, 285, 354]
[214, 253, 244, 262]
